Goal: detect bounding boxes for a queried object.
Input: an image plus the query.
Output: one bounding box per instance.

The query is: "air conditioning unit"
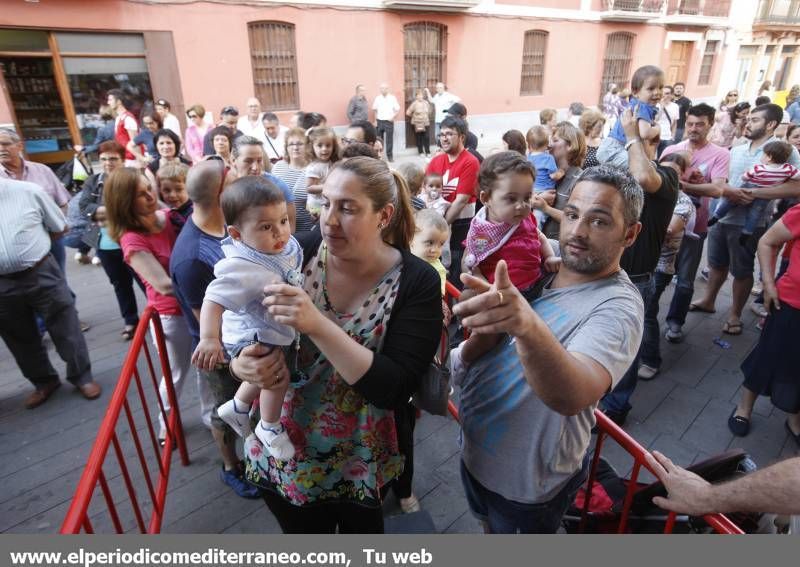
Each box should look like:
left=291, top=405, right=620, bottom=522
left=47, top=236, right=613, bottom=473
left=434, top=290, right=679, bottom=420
left=384, top=0, right=481, bottom=11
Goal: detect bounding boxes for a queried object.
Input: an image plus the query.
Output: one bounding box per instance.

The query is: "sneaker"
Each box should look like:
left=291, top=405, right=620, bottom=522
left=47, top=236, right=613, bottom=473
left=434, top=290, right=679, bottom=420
left=91, top=256, right=102, bottom=266
left=699, top=267, right=709, bottom=282
left=74, top=252, right=91, bottom=265
left=665, top=322, right=684, bottom=343
left=637, top=364, right=659, bottom=381
left=219, top=464, right=260, bottom=499
left=255, top=422, right=296, bottom=461
left=449, top=344, right=468, bottom=387
left=751, top=282, right=763, bottom=296
left=750, top=303, right=768, bottom=318
left=80, top=320, right=90, bottom=332
left=218, top=399, right=253, bottom=438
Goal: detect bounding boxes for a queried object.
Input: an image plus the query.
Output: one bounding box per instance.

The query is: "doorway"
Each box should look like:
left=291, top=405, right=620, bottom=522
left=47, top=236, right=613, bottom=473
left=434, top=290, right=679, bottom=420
left=403, top=22, right=446, bottom=149
left=667, top=41, right=693, bottom=86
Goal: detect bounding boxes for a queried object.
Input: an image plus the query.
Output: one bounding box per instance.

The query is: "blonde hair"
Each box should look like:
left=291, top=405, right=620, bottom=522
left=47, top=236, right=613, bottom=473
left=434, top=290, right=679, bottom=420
left=104, top=168, right=149, bottom=242
left=539, top=108, right=557, bottom=125
left=578, top=109, right=605, bottom=137
left=394, top=161, right=425, bottom=196
left=415, top=208, right=449, bottom=234
left=526, top=125, right=549, bottom=151
left=336, top=156, right=415, bottom=249
left=156, top=162, right=189, bottom=184
left=553, top=121, right=587, bottom=167
left=307, top=126, right=340, bottom=164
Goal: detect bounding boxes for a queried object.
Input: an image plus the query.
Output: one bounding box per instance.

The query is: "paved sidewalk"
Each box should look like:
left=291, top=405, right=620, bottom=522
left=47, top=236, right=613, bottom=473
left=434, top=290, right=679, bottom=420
left=0, top=246, right=796, bottom=534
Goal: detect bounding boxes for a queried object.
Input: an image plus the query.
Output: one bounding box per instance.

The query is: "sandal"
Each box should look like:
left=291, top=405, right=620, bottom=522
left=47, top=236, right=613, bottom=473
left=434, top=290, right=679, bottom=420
left=722, top=321, right=743, bottom=335
left=121, top=326, right=136, bottom=341
left=399, top=494, right=421, bottom=514
left=689, top=303, right=716, bottom=314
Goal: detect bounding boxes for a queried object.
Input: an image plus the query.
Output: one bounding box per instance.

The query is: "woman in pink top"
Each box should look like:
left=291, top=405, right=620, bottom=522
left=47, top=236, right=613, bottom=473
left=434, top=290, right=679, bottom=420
left=104, top=168, right=199, bottom=444
left=184, top=104, right=211, bottom=163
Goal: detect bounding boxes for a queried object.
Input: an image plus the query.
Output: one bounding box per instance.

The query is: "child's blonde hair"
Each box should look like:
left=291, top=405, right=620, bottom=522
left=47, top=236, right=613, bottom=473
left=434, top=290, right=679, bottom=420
left=423, top=172, right=443, bottom=187
left=526, top=125, right=549, bottom=151
left=306, top=126, right=340, bottom=164
left=395, top=161, right=425, bottom=196
left=156, top=162, right=189, bottom=184
left=539, top=108, right=557, bottom=125
left=415, top=208, right=449, bottom=234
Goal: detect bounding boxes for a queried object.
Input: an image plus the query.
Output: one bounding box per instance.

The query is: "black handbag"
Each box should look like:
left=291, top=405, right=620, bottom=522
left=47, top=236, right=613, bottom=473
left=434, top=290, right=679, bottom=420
left=412, top=326, right=451, bottom=416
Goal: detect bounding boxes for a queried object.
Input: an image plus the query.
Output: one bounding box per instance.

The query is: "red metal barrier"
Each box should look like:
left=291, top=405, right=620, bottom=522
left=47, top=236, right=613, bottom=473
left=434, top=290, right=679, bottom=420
left=61, top=307, right=189, bottom=534
left=443, top=283, right=743, bottom=535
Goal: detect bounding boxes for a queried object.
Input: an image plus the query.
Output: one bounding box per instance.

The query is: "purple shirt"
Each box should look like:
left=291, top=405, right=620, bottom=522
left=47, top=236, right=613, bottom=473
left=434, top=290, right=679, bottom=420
left=661, top=140, right=730, bottom=234
left=0, top=158, right=71, bottom=207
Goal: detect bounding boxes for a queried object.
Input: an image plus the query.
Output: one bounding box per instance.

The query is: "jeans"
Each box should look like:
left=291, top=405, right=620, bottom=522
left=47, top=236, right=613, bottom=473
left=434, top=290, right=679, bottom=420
left=640, top=271, right=673, bottom=369
left=666, top=233, right=706, bottom=328
left=62, top=230, right=91, bottom=255
left=96, top=248, right=142, bottom=327
left=415, top=128, right=430, bottom=155
left=601, top=276, right=653, bottom=414
left=460, top=459, right=587, bottom=533
left=712, top=192, right=769, bottom=236
left=376, top=120, right=394, bottom=160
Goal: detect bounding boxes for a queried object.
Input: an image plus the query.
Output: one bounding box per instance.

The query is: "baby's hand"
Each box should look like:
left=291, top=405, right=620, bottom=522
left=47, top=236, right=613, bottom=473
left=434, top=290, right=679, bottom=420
left=551, top=168, right=566, bottom=181
left=543, top=256, right=562, bottom=273
left=192, top=338, right=227, bottom=371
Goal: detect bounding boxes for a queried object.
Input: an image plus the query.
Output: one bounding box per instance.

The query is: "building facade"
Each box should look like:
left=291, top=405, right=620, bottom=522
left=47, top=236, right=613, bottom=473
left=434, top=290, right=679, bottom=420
left=1, top=0, right=735, bottom=162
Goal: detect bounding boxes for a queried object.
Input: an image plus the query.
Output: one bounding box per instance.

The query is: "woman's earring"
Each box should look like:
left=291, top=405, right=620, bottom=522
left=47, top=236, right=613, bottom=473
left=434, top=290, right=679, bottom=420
left=379, top=223, right=385, bottom=230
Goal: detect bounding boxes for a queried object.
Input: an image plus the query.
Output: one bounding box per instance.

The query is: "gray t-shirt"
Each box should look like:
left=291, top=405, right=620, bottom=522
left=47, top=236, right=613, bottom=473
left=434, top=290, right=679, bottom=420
left=459, top=271, right=643, bottom=504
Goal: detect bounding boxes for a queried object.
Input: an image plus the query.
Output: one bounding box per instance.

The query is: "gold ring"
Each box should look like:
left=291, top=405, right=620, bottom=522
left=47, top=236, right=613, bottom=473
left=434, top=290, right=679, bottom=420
left=497, top=290, right=504, bottom=305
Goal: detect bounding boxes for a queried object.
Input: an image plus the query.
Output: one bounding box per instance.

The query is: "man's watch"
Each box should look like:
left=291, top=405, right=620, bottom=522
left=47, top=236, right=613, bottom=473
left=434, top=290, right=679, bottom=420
left=624, top=138, right=640, bottom=151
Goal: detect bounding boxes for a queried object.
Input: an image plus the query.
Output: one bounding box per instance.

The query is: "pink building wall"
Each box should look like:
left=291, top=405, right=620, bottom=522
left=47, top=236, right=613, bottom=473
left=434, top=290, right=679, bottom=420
left=1, top=1, right=727, bottom=130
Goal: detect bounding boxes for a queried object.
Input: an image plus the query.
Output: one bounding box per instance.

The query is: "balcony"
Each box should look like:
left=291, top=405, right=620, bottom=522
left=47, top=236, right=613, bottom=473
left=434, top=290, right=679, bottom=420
left=665, top=0, right=731, bottom=18
left=601, top=0, right=665, bottom=21
left=383, top=0, right=481, bottom=10
left=754, top=0, right=800, bottom=29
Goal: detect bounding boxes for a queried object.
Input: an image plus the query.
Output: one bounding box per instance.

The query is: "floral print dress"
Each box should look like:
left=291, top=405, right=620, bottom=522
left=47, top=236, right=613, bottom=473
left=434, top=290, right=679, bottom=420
left=245, top=243, right=404, bottom=508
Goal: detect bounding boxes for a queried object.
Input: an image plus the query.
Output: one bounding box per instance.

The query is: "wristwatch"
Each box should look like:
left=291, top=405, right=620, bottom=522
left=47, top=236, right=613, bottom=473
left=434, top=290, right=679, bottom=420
left=624, top=138, right=640, bottom=151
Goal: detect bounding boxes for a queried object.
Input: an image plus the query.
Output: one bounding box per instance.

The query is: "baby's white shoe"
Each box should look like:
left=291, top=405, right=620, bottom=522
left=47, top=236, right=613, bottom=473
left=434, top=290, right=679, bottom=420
left=218, top=398, right=253, bottom=438
left=256, top=421, right=296, bottom=461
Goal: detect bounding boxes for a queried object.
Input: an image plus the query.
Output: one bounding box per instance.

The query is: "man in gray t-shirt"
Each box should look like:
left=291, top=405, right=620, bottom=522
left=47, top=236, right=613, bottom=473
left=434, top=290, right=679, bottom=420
left=453, top=165, right=645, bottom=533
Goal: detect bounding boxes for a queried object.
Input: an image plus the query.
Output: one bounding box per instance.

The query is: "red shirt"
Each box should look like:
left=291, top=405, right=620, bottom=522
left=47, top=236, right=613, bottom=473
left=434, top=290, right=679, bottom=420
left=480, top=214, right=542, bottom=291
left=426, top=149, right=479, bottom=204
left=120, top=211, right=182, bottom=315
left=115, top=110, right=138, bottom=160
left=778, top=204, right=800, bottom=310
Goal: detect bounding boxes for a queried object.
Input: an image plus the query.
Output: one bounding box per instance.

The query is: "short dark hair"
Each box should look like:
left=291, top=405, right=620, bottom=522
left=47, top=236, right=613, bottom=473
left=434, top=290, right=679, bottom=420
left=630, top=65, right=664, bottom=92
left=209, top=126, right=233, bottom=147
left=752, top=103, right=784, bottom=129
left=478, top=151, right=535, bottom=197
left=153, top=128, right=181, bottom=156
left=144, top=111, right=163, bottom=130
left=221, top=176, right=286, bottom=227
left=755, top=95, right=771, bottom=106
left=440, top=116, right=468, bottom=137
left=349, top=120, right=377, bottom=145
left=687, top=103, right=716, bottom=123
left=107, top=88, right=130, bottom=109
left=261, top=112, right=279, bottom=123
left=674, top=81, right=686, bottom=88
left=341, top=142, right=379, bottom=159
left=575, top=165, right=643, bottom=227
left=300, top=112, right=326, bottom=130
left=659, top=152, right=689, bottom=174
left=502, top=129, right=527, bottom=156
left=763, top=140, right=793, bottom=164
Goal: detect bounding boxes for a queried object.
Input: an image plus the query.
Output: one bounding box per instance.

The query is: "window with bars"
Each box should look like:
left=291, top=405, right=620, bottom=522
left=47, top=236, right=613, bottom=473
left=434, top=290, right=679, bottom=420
left=600, top=32, right=635, bottom=100
left=247, top=21, right=299, bottom=111
left=698, top=40, right=719, bottom=85
left=520, top=30, right=547, bottom=96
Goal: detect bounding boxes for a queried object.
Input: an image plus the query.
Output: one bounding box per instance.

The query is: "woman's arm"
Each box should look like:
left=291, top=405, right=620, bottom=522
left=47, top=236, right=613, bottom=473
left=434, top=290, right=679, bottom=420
left=128, top=250, right=174, bottom=296
left=757, top=218, right=793, bottom=312
left=263, top=259, right=443, bottom=408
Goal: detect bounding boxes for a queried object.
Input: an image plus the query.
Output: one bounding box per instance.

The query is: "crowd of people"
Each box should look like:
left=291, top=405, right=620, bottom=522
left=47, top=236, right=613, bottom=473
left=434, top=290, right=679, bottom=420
left=1, top=69, right=800, bottom=534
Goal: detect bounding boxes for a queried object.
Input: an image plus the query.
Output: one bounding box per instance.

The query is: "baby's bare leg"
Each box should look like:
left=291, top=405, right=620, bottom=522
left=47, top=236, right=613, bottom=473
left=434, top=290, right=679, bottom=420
left=259, top=381, right=289, bottom=424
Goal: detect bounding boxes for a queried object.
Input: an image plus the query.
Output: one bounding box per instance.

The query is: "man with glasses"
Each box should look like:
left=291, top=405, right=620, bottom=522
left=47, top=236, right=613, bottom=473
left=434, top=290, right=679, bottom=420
left=340, top=120, right=378, bottom=152
left=425, top=116, right=480, bottom=286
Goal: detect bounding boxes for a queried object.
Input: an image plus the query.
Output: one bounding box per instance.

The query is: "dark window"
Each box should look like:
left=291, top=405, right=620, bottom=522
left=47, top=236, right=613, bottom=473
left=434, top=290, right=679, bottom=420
left=520, top=30, right=548, bottom=96
left=247, top=21, right=299, bottom=110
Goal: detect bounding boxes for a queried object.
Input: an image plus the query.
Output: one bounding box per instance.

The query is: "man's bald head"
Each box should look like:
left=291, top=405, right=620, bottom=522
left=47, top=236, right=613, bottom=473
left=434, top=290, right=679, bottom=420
left=186, top=159, right=226, bottom=208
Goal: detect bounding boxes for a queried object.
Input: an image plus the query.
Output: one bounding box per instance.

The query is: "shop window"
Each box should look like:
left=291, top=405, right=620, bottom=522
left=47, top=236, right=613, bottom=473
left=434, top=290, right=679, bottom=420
left=0, top=29, right=49, bottom=52
left=601, top=32, right=635, bottom=98
left=520, top=30, right=547, bottom=96
left=247, top=22, right=299, bottom=111
left=55, top=32, right=146, bottom=54
left=698, top=40, right=719, bottom=85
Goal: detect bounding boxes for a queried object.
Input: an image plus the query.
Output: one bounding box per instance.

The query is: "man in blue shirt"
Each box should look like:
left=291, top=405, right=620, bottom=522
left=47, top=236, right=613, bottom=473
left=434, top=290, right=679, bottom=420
left=170, top=159, right=260, bottom=499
